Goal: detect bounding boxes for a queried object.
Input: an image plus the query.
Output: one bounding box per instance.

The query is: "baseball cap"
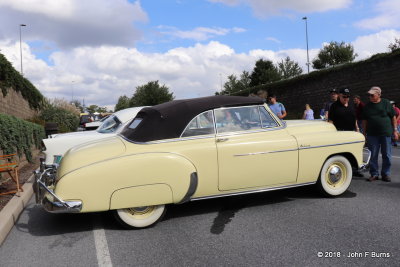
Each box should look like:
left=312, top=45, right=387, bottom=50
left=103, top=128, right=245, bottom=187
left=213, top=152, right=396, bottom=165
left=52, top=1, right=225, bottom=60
left=329, top=88, right=338, bottom=93
left=367, top=87, right=381, bottom=95
left=339, top=88, right=350, bottom=96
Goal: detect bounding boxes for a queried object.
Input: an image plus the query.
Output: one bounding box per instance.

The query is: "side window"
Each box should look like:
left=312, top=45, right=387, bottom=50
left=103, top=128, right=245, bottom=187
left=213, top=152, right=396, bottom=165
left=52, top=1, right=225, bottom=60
left=181, top=110, right=215, bottom=137
left=215, top=106, right=261, bottom=133
left=259, top=106, right=279, bottom=128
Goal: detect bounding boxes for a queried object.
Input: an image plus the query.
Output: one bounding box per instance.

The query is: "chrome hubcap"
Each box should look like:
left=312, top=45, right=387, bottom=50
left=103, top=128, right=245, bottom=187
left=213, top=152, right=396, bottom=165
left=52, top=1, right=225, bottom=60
left=328, top=165, right=342, bottom=184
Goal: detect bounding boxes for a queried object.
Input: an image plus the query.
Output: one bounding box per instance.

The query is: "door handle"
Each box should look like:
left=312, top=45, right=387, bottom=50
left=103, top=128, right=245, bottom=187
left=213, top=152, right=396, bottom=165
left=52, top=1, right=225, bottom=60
left=216, top=138, right=229, bottom=143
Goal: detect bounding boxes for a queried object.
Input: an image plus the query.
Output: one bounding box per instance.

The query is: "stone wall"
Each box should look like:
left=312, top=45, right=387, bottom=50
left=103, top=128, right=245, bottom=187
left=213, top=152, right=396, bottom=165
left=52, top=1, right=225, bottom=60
left=0, top=88, right=38, bottom=119
left=250, top=52, right=400, bottom=119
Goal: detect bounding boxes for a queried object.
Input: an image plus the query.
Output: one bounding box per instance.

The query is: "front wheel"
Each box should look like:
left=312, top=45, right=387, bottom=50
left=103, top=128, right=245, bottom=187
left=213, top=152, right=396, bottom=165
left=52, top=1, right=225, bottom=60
left=317, top=155, right=352, bottom=196
left=114, top=205, right=166, bottom=229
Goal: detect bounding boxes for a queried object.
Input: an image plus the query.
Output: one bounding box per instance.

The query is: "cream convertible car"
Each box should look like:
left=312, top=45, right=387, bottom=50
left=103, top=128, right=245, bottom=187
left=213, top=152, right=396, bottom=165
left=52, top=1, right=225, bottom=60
left=35, top=96, right=368, bottom=228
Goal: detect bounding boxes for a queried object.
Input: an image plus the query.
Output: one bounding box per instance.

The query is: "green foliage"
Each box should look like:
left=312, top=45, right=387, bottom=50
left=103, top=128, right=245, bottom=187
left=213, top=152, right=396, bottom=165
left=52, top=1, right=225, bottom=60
left=219, top=71, right=251, bottom=95
left=71, top=100, right=84, bottom=113
left=115, top=95, right=131, bottom=111
left=0, top=53, right=44, bottom=110
left=312, top=41, right=357, bottom=69
left=0, top=113, right=45, bottom=162
left=249, top=59, right=281, bottom=87
left=39, top=105, right=79, bottom=133
left=86, top=104, right=110, bottom=114
left=388, top=38, right=400, bottom=52
left=277, top=56, right=303, bottom=79
left=130, top=80, right=174, bottom=106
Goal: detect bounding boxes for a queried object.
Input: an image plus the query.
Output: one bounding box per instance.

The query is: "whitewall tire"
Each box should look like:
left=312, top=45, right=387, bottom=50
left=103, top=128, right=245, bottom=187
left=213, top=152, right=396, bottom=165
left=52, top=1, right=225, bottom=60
left=114, top=205, right=166, bottom=229
left=318, top=155, right=352, bottom=196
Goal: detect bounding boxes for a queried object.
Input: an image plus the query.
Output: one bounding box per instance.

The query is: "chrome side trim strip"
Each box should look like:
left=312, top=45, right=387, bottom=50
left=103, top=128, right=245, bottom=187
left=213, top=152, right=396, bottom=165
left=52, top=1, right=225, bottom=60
left=191, top=181, right=316, bottom=201
left=299, top=141, right=364, bottom=150
left=234, top=148, right=298, bottom=157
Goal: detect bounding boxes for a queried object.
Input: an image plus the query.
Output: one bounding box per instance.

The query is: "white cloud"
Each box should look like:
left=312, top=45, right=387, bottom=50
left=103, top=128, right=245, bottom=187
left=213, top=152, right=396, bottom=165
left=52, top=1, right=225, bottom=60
left=355, top=0, right=400, bottom=30
left=158, top=26, right=246, bottom=41
left=1, top=40, right=312, bottom=108
left=266, top=37, right=281, bottom=44
left=209, top=0, right=351, bottom=17
left=2, top=29, right=396, bottom=110
left=0, top=0, right=148, bottom=48
left=352, top=29, right=400, bottom=59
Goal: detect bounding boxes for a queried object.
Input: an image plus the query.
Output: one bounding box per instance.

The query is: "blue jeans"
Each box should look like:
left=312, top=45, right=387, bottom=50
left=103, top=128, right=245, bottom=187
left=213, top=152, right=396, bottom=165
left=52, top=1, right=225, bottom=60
left=367, top=136, right=392, bottom=177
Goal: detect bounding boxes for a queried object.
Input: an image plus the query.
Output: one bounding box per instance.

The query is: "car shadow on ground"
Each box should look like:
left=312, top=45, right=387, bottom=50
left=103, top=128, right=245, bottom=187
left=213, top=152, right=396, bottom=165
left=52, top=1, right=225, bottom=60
left=17, top=185, right=356, bottom=236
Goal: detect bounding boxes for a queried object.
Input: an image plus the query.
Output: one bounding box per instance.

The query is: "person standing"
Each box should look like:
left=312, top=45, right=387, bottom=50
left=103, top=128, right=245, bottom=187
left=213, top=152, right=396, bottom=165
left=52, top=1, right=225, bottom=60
left=353, top=95, right=365, bottom=133
left=329, top=88, right=363, bottom=177
left=362, top=87, right=398, bottom=182
left=390, top=101, right=400, bottom=146
left=324, top=88, right=338, bottom=120
left=268, top=94, right=287, bottom=119
left=302, top=104, right=314, bottom=120
left=328, top=88, right=358, bottom=131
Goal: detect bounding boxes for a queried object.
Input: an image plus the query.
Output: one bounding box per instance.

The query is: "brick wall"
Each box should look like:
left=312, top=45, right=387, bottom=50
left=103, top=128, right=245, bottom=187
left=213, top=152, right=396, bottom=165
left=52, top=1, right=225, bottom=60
left=0, top=87, right=38, bottom=119
left=250, top=52, right=400, bottom=119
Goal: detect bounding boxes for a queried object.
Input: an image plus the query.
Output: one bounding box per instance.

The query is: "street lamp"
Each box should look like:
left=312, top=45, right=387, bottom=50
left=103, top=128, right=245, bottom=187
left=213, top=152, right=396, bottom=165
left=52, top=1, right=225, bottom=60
left=302, top=17, right=310, bottom=73
left=71, top=81, right=75, bottom=102
left=19, top=24, right=27, bottom=76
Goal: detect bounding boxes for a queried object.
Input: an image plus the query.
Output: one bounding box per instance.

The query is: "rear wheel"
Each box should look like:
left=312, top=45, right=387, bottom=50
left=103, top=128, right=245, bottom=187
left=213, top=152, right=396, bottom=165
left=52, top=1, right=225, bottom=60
left=317, top=156, right=352, bottom=196
left=114, top=205, right=166, bottom=229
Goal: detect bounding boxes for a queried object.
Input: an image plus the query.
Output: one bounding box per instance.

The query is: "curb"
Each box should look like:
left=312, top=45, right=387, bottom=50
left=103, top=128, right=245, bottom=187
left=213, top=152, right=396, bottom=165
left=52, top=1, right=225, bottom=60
left=0, top=173, right=34, bottom=246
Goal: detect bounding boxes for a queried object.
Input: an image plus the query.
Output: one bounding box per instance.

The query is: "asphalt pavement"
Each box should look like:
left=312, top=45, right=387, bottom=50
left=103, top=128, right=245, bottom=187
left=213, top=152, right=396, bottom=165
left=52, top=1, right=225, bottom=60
left=1, top=148, right=400, bottom=266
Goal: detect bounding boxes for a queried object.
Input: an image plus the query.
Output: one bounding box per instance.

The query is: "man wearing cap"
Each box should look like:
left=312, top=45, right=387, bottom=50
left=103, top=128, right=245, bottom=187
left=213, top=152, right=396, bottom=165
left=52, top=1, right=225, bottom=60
left=324, top=88, right=338, bottom=120
left=328, top=88, right=358, bottom=131
left=362, top=86, right=398, bottom=182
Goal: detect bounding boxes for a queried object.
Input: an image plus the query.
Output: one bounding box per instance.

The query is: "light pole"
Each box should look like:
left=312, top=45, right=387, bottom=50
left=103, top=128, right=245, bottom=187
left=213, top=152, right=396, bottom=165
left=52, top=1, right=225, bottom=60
left=19, top=24, right=26, bottom=76
left=302, top=17, right=310, bottom=73
left=71, top=81, right=75, bottom=102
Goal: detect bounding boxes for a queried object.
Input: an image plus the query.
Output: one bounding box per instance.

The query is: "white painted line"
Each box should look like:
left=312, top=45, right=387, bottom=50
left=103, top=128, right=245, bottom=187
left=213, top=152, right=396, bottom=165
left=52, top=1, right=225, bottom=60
left=93, top=221, right=113, bottom=267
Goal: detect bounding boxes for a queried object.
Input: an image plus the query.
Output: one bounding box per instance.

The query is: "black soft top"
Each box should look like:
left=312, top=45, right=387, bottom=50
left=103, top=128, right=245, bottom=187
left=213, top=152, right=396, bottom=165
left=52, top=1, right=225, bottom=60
left=120, top=95, right=264, bottom=142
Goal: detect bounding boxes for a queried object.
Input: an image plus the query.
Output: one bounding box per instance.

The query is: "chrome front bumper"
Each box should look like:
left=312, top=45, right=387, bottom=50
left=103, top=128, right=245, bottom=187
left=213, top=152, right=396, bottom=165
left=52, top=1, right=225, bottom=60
left=360, top=148, right=371, bottom=170
left=34, top=159, right=82, bottom=213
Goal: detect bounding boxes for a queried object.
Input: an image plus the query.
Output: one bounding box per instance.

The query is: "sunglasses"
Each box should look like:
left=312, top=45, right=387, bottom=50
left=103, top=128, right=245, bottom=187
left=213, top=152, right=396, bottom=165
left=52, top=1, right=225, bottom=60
left=367, top=94, right=375, bottom=97
left=341, top=95, right=350, bottom=98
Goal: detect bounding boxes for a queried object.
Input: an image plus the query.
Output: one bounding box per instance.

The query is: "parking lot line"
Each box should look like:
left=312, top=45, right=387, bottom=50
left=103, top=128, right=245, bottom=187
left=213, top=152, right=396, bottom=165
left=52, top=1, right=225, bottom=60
left=93, top=220, right=113, bottom=267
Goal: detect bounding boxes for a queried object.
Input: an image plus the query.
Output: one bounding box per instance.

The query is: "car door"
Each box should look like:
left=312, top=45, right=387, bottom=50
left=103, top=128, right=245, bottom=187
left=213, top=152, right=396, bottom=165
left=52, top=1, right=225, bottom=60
left=215, top=105, right=298, bottom=191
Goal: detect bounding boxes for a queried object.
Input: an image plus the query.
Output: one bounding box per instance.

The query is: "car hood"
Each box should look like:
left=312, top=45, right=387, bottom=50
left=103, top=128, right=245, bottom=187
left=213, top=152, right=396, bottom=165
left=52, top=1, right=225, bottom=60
left=57, top=136, right=126, bottom=179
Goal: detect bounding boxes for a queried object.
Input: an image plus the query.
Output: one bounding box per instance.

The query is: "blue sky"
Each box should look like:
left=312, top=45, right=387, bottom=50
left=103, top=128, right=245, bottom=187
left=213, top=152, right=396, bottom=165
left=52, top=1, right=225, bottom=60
left=0, top=0, right=399, bottom=109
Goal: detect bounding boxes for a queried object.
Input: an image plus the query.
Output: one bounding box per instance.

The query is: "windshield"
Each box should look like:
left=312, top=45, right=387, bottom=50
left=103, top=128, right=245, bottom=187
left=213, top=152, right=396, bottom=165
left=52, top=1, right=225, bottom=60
left=97, top=115, right=122, bottom=133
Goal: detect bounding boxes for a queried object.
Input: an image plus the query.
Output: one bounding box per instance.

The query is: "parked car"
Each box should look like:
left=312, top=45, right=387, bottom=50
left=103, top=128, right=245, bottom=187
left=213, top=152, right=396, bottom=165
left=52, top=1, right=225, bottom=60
left=84, top=115, right=110, bottom=131
left=42, top=107, right=145, bottom=164
left=35, top=96, right=369, bottom=229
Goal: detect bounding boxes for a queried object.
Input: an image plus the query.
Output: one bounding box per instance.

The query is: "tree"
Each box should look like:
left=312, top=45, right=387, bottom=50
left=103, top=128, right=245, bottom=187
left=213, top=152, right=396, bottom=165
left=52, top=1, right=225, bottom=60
left=249, top=59, right=281, bottom=87
left=115, top=95, right=131, bottom=111
left=388, top=38, right=400, bottom=52
left=130, top=80, right=174, bottom=106
left=70, top=100, right=84, bottom=113
left=312, top=41, right=357, bottom=69
left=85, top=105, right=109, bottom=114
left=219, top=71, right=251, bottom=95
left=277, top=56, right=303, bottom=79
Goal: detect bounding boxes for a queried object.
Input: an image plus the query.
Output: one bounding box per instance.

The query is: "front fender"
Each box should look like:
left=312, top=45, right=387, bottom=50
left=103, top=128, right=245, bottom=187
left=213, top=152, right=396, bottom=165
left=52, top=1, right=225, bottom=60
left=55, top=152, right=197, bottom=212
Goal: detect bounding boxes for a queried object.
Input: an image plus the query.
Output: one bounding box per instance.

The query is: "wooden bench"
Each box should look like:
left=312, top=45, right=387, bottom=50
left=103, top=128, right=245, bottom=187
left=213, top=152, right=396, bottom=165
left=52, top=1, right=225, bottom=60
left=0, top=154, right=23, bottom=196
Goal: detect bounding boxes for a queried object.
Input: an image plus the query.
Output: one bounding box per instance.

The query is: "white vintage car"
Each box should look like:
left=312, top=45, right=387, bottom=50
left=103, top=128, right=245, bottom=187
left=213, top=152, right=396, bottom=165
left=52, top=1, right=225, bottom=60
left=42, top=107, right=144, bottom=164
left=35, top=96, right=369, bottom=229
